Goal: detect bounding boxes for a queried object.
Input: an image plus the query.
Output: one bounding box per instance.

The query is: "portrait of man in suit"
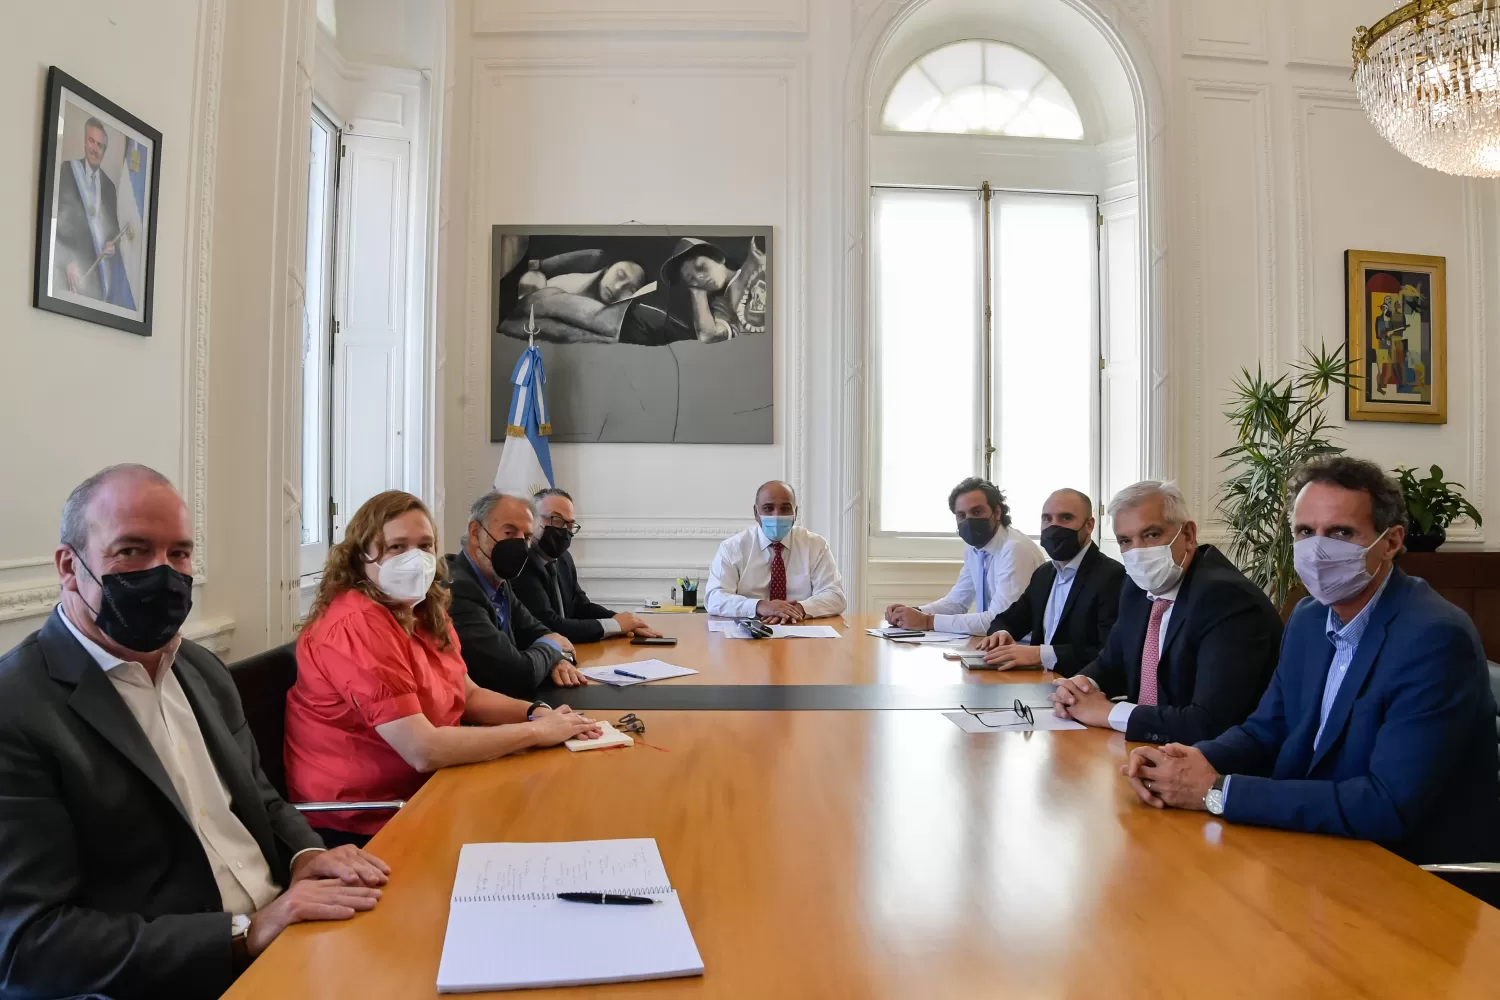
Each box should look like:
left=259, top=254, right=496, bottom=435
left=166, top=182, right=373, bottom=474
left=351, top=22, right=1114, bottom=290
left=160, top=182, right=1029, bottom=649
left=35, top=69, right=160, bottom=334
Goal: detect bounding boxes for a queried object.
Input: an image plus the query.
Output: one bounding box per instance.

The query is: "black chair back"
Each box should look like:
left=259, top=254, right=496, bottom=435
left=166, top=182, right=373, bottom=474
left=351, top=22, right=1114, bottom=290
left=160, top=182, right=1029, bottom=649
left=227, top=642, right=298, bottom=799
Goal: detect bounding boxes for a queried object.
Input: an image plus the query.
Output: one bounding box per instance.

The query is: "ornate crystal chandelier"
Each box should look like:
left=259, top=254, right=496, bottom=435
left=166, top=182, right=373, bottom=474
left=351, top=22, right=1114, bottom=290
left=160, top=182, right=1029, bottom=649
left=1353, top=0, right=1500, bottom=177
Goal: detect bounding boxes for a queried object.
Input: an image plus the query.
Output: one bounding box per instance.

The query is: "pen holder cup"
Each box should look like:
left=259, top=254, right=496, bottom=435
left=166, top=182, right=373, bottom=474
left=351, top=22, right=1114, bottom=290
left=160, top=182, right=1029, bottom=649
left=682, top=586, right=698, bottom=608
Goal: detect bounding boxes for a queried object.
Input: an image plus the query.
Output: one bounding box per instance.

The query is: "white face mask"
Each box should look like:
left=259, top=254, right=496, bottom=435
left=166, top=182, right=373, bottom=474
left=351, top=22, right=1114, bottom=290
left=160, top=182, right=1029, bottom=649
left=1121, top=526, right=1186, bottom=595
left=376, top=549, right=437, bottom=604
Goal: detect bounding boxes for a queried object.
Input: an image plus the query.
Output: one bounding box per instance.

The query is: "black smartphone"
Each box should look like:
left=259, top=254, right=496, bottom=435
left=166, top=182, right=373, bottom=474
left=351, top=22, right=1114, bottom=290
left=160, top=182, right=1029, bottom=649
left=630, top=637, right=678, bottom=646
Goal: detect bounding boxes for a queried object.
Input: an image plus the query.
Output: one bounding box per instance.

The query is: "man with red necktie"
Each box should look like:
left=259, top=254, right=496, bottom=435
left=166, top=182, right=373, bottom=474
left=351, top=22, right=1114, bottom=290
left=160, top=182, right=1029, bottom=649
left=1047, top=481, right=1282, bottom=745
left=704, top=481, right=847, bottom=624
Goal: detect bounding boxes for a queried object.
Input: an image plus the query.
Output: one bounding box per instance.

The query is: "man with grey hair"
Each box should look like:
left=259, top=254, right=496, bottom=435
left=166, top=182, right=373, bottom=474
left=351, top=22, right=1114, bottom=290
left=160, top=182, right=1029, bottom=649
left=1121, top=456, right=1498, bottom=866
left=444, top=491, right=583, bottom=699
left=0, top=464, right=389, bottom=999
left=1048, top=479, right=1282, bottom=745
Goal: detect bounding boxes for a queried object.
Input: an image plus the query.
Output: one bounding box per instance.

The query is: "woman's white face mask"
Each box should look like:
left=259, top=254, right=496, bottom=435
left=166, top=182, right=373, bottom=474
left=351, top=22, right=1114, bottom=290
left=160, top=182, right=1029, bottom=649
left=375, top=548, right=437, bottom=604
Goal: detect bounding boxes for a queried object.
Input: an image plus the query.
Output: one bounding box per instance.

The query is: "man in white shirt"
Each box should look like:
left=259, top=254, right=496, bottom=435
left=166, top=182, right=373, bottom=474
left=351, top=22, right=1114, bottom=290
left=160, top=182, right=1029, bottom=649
left=705, top=480, right=847, bottom=622
left=885, top=477, right=1047, bottom=636
left=0, top=464, right=390, bottom=999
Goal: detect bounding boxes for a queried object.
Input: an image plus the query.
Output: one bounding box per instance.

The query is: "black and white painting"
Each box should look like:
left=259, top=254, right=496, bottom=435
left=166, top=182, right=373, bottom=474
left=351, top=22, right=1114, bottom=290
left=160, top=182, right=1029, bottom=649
left=34, top=67, right=162, bottom=336
left=490, top=226, right=773, bottom=444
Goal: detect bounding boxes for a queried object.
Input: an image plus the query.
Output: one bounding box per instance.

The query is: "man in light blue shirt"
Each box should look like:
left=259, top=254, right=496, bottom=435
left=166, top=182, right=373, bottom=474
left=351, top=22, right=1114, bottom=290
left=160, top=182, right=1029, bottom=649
left=885, top=477, right=1046, bottom=636
left=1119, top=456, right=1498, bottom=865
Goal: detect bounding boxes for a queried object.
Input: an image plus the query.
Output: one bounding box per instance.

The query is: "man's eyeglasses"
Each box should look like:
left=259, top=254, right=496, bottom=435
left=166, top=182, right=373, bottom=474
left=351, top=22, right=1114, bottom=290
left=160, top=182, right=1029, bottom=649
left=960, top=700, right=1035, bottom=728
left=543, top=515, right=583, bottom=537
left=616, top=713, right=646, bottom=735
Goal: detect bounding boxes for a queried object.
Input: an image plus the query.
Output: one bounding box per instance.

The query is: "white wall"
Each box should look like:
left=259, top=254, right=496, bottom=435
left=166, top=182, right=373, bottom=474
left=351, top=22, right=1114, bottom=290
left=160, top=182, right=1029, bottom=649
left=439, top=0, right=1499, bottom=619
left=0, top=0, right=229, bottom=651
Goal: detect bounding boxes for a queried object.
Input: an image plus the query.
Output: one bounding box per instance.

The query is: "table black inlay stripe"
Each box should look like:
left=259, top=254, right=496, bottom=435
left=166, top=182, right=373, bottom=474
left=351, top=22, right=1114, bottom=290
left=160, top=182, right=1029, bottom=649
left=544, top=684, right=1058, bottom=712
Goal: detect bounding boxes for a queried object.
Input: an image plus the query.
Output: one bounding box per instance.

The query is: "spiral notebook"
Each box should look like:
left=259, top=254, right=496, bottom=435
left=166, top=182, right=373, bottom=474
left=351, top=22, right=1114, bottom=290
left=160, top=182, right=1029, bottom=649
left=436, top=839, right=704, bottom=993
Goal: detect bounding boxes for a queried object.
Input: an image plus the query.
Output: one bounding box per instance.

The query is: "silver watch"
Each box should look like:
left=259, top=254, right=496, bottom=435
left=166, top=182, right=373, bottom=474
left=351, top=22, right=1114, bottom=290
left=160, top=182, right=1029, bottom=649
left=231, top=912, right=252, bottom=940
left=1203, top=776, right=1226, bottom=816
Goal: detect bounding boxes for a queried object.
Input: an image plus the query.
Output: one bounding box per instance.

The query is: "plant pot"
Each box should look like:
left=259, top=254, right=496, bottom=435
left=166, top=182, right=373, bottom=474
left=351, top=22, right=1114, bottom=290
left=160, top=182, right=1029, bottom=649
left=1404, top=525, right=1446, bottom=553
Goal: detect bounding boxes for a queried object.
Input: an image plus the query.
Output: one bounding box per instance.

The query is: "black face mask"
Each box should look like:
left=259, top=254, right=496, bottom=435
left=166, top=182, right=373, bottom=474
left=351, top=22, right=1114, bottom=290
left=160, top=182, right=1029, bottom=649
left=486, top=534, right=530, bottom=581
left=1040, top=524, right=1086, bottom=562
left=536, top=525, right=573, bottom=559
left=73, top=553, right=194, bottom=653
left=956, top=516, right=997, bottom=550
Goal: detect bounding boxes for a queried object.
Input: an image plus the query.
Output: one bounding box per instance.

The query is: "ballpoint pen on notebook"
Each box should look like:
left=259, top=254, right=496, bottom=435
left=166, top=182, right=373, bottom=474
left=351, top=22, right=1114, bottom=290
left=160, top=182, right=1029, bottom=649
left=557, top=892, right=658, bottom=905
left=614, top=669, right=647, bottom=680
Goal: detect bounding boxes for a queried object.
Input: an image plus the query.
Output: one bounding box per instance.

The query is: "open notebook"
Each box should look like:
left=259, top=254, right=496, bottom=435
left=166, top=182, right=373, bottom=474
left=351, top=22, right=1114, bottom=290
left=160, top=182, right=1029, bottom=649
left=436, top=839, right=704, bottom=993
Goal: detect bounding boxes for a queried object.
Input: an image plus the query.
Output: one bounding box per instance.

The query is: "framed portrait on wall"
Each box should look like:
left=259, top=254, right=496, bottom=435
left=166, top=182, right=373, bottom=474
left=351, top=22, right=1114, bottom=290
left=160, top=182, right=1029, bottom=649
left=33, top=66, right=162, bottom=337
left=1344, top=249, right=1446, bottom=425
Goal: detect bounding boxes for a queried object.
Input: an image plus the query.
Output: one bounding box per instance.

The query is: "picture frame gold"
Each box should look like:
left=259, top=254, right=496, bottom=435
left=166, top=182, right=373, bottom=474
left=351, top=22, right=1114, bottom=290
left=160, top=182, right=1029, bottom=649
left=1345, top=249, right=1446, bottom=424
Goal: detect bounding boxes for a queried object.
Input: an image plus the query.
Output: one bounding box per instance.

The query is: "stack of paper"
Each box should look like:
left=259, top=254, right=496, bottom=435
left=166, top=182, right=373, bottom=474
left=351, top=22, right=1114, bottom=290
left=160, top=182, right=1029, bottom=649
left=579, top=659, right=699, bottom=686
left=881, top=630, right=972, bottom=644
left=943, top=708, right=1086, bottom=733
left=710, top=621, right=842, bottom=639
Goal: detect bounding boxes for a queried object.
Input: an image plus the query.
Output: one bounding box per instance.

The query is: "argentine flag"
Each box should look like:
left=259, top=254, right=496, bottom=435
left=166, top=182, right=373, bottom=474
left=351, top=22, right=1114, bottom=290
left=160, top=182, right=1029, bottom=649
left=113, top=138, right=148, bottom=312
left=493, top=341, right=554, bottom=496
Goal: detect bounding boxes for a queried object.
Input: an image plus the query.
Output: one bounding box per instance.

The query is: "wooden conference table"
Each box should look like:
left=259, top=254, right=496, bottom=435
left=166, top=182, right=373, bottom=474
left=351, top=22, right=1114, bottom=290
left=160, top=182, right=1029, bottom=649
left=224, top=615, right=1500, bottom=1000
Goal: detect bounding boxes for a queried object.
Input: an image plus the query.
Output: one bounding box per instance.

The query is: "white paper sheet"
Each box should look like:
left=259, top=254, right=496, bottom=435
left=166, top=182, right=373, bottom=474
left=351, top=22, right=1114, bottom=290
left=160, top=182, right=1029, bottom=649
left=887, top=631, right=973, bottom=644
left=579, top=659, right=699, bottom=687
left=719, top=624, right=842, bottom=639
left=942, top=708, right=1086, bottom=733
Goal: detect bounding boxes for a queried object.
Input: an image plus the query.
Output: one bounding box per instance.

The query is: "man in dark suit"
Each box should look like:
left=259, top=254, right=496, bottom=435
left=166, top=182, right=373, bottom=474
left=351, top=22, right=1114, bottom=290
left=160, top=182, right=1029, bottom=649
left=513, top=488, right=662, bottom=644
left=1122, top=457, right=1500, bottom=866
left=975, top=488, right=1125, bottom=674
left=1049, top=480, right=1282, bottom=745
left=52, top=116, right=131, bottom=305
left=446, top=491, right=586, bottom=700
left=0, top=464, right=388, bottom=1000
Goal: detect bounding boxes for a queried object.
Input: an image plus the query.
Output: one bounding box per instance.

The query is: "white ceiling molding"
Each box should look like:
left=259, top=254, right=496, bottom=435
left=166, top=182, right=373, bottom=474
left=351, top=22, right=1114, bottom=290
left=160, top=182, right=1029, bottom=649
left=470, top=0, right=809, bottom=35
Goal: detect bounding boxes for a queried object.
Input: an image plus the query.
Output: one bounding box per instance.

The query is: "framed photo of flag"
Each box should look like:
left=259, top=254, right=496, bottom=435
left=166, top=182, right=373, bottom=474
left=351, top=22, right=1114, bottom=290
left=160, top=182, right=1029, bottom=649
left=33, top=66, right=162, bottom=336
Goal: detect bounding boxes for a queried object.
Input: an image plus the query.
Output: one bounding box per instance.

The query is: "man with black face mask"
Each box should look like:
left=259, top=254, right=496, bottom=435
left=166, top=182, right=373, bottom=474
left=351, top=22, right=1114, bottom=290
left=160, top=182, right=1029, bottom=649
left=975, top=488, right=1126, bottom=674
left=444, top=491, right=582, bottom=699
left=512, top=488, right=662, bottom=644
left=0, top=464, right=389, bottom=1000
left=885, top=477, right=1047, bottom=636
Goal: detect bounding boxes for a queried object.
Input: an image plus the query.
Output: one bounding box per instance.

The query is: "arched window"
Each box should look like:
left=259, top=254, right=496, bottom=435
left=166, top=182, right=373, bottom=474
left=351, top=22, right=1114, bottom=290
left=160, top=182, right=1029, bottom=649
left=882, top=40, right=1084, bottom=140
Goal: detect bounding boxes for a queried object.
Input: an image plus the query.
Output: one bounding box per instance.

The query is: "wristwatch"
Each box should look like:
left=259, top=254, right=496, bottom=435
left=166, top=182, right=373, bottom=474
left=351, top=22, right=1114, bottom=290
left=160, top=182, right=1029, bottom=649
left=1204, top=775, right=1227, bottom=816
left=230, top=913, right=252, bottom=971
left=526, top=700, right=551, bottom=721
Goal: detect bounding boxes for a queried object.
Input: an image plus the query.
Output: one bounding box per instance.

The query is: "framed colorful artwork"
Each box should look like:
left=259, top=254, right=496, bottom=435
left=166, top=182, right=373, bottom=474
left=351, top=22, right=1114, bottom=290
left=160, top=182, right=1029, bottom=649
left=1344, top=250, right=1446, bottom=424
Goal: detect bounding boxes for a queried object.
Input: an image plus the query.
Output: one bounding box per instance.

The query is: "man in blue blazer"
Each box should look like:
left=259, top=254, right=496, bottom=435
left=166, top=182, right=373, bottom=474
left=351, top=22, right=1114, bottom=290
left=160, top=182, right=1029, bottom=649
left=1122, top=456, right=1499, bottom=866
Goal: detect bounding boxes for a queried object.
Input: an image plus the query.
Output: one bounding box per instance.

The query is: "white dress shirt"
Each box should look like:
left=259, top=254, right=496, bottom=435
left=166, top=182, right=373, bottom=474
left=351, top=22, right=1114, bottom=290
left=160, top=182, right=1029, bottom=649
left=58, top=608, right=295, bottom=915
left=1036, top=543, right=1092, bottom=670
left=1107, top=578, right=1182, bottom=732
left=919, top=525, right=1048, bottom=636
left=705, top=522, right=847, bottom=619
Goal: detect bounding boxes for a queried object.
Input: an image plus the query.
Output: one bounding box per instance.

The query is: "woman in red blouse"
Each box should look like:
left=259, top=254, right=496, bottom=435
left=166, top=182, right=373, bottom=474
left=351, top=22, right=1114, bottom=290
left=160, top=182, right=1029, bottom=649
left=286, top=490, right=600, bottom=847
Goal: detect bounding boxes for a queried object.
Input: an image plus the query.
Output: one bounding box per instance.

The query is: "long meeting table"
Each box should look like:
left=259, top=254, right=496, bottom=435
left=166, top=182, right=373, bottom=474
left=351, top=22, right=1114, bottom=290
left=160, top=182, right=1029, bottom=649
left=223, top=614, right=1500, bottom=999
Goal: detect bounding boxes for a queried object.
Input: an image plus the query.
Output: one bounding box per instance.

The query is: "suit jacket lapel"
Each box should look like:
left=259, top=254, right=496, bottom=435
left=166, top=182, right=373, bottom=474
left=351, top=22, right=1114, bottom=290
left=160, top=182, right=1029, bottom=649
left=41, top=613, right=193, bottom=828
left=174, top=648, right=283, bottom=870
left=1306, top=573, right=1403, bottom=774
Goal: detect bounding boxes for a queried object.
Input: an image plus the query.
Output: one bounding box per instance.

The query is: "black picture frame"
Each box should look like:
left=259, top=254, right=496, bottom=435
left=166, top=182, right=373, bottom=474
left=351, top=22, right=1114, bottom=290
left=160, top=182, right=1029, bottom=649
left=33, top=66, right=163, bottom=337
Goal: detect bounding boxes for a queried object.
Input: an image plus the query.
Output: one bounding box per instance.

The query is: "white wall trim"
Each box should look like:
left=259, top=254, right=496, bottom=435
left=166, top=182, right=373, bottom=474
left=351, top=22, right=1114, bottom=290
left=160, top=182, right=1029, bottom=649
left=1291, top=86, right=1362, bottom=355
left=1184, top=79, right=1275, bottom=520
left=183, top=0, right=229, bottom=585
left=469, top=0, right=810, bottom=35
left=581, top=516, right=747, bottom=540
left=1179, top=0, right=1268, bottom=64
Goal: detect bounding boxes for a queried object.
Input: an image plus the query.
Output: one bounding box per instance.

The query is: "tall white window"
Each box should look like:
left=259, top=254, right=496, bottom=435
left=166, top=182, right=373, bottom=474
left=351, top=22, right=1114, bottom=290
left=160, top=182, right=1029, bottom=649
left=873, top=187, right=1098, bottom=536
left=301, top=106, right=339, bottom=575
left=883, top=40, right=1084, bottom=140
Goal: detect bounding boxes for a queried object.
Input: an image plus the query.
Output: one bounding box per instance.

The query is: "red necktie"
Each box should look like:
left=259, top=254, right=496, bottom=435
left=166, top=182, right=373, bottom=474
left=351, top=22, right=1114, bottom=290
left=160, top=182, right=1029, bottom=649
left=769, top=542, right=787, bottom=602
left=1138, top=598, right=1173, bottom=706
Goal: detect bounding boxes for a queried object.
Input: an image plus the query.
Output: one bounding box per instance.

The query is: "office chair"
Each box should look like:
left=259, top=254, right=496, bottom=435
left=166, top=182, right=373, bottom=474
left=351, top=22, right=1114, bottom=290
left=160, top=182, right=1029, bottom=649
left=228, top=642, right=405, bottom=817
left=1418, top=662, right=1500, bottom=908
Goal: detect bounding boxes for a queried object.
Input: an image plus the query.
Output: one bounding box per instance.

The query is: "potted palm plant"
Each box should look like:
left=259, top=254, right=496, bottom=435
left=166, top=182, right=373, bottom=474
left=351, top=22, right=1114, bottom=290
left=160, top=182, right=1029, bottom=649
left=1393, top=465, right=1482, bottom=552
left=1216, top=345, right=1355, bottom=615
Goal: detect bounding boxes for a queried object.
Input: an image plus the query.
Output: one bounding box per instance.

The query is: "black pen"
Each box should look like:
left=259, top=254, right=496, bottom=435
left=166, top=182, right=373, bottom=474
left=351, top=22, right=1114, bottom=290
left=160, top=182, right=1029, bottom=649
left=557, top=892, right=657, bottom=905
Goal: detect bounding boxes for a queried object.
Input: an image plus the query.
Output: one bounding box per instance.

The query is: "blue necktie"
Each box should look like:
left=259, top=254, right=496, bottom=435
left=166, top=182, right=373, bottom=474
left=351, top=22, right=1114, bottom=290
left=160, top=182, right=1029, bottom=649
left=976, top=551, right=990, bottom=612
left=492, top=589, right=510, bottom=633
